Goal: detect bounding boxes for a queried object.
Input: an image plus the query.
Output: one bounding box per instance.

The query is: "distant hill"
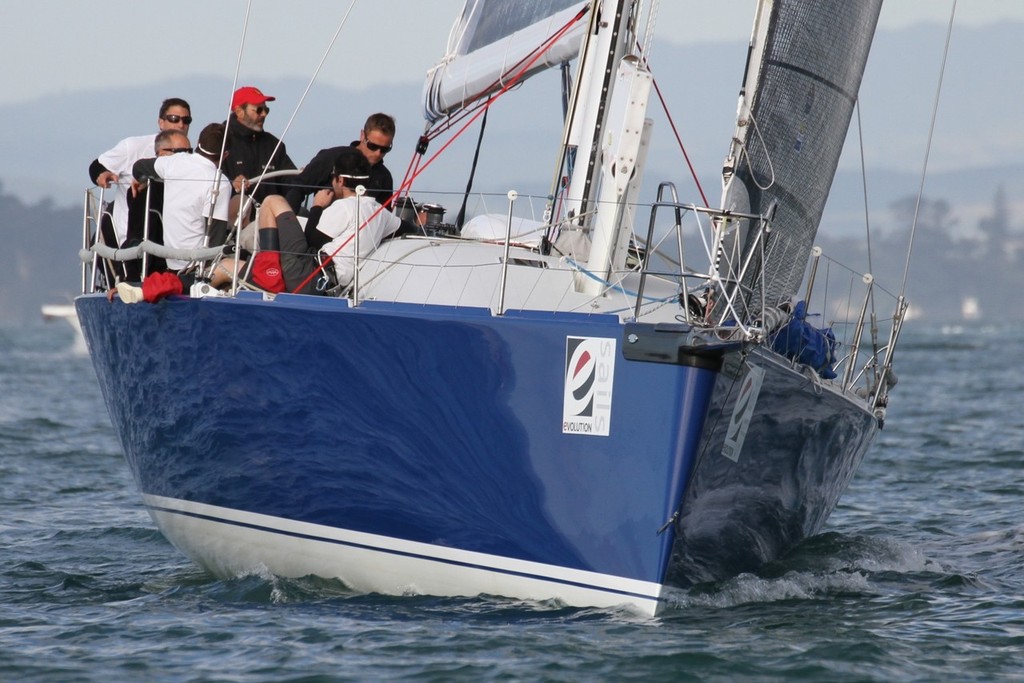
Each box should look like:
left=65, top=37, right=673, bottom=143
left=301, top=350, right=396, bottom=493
left=1, top=22, right=1021, bottom=323
left=0, top=182, right=82, bottom=321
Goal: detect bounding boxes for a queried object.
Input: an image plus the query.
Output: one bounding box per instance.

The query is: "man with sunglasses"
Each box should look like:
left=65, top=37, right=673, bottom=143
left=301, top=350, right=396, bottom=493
left=132, top=123, right=232, bottom=275
left=87, top=98, right=192, bottom=268
left=284, top=112, right=396, bottom=213
left=224, top=86, right=296, bottom=217
left=120, top=130, right=193, bottom=279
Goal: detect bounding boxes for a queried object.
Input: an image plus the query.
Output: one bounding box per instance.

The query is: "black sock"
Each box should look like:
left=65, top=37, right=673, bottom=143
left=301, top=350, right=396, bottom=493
left=257, top=228, right=280, bottom=252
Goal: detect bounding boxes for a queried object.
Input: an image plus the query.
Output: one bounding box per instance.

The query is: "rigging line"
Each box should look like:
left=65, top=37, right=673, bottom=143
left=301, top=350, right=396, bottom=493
left=620, top=30, right=711, bottom=210
left=455, top=108, right=488, bottom=230
left=291, top=10, right=588, bottom=295
left=854, top=101, right=874, bottom=277
left=243, top=0, right=360, bottom=207
left=854, top=99, right=881, bottom=359
left=563, top=257, right=676, bottom=303
left=901, top=0, right=957, bottom=299
left=213, top=0, right=252, bottom=263
left=742, top=112, right=776, bottom=191
left=641, top=48, right=709, bottom=207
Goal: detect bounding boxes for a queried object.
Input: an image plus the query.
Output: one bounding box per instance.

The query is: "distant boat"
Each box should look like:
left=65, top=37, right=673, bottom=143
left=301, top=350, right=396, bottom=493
left=75, top=0, right=919, bottom=614
left=961, top=296, right=981, bottom=320
left=41, top=303, right=86, bottom=353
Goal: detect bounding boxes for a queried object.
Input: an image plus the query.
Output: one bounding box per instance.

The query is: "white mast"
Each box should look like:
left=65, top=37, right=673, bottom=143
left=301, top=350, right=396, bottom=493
left=556, top=0, right=654, bottom=296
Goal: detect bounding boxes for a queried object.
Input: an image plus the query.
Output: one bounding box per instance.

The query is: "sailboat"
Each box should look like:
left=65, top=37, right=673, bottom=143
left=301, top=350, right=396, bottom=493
left=74, top=0, right=907, bottom=614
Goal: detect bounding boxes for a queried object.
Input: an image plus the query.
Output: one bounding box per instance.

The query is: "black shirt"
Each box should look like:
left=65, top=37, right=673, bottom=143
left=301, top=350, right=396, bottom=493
left=284, top=143, right=394, bottom=212
left=223, top=118, right=297, bottom=203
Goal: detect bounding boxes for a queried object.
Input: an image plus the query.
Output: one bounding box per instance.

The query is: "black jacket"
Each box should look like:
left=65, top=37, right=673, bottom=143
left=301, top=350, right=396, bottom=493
left=223, top=118, right=297, bottom=203
left=284, top=143, right=394, bottom=212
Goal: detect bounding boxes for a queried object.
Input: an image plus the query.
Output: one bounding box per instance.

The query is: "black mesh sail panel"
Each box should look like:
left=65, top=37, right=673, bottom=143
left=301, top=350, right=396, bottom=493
left=726, top=1, right=883, bottom=314
left=463, top=0, right=584, bottom=53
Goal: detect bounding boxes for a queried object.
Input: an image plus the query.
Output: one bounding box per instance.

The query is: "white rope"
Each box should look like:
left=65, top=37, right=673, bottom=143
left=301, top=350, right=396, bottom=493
left=211, top=0, right=254, bottom=249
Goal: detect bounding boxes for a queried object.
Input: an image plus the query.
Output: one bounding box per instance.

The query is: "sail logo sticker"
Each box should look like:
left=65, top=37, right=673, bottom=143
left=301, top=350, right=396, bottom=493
left=563, top=337, right=616, bottom=436
left=722, top=364, right=765, bottom=462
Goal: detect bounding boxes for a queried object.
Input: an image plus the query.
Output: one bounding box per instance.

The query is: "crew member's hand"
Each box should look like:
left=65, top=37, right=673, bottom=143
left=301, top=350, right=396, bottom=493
left=232, top=175, right=249, bottom=194
left=313, top=188, right=334, bottom=208
left=97, top=171, right=117, bottom=189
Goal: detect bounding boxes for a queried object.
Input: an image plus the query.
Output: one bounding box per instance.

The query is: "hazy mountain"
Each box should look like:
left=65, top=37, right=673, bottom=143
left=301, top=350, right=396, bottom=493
left=0, top=183, right=82, bottom=321
left=2, top=23, right=1021, bottom=323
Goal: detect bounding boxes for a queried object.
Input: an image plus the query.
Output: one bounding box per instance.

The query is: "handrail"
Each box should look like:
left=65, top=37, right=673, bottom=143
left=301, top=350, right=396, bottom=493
left=81, top=189, right=93, bottom=293
left=79, top=169, right=308, bottom=293
left=635, top=182, right=682, bottom=321
left=633, top=197, right=769, bottom=334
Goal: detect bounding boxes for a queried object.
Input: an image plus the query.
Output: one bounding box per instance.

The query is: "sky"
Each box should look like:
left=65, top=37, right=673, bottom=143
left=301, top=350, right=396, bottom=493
left=2, top=0, right=1018, bottom=108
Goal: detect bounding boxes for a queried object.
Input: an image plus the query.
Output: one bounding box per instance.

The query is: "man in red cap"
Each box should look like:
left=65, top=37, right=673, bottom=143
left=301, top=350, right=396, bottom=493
left=224, top=86, right=296, bottom=223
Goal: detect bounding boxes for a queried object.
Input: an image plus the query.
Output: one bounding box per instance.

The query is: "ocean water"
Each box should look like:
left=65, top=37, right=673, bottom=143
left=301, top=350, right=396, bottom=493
left=2, top=319, right=1023, bottom=682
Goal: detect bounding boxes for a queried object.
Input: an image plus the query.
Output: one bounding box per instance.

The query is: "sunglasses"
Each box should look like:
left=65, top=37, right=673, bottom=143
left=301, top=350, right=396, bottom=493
left=162, top=114, right=193, bottom=125
left=164, top=147, right=192, bottom=154
left=364, top=140, right=392, bottom=154
left=250, top=105, right=270, bottom=115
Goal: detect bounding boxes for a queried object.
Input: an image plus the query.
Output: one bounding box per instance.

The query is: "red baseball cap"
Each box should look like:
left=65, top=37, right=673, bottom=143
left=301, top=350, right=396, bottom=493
left=231, top=86, right=276, bottom=111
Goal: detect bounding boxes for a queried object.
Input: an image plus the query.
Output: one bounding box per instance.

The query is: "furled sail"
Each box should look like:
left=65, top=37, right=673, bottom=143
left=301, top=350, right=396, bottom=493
left=422, top=0, right=590, bottom=123
left=721, top=1, right=883, bottom=315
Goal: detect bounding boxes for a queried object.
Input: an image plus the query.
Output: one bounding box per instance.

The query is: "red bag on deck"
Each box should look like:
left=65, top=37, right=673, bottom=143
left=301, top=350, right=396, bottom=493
left=141, top=272, right=184, bottom=303
left=250, top=251, right=286, bottom=293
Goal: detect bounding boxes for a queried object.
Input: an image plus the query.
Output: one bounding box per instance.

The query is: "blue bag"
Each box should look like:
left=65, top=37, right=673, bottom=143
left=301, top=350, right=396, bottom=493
left=770, top=301, right=839, bottom=379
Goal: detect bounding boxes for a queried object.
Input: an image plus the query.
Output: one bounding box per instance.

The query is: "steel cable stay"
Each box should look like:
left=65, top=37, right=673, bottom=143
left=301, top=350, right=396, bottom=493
left=208, top=0, right=252, bottom=278
left=873, top=0, right=958, bottom=411
left=222, top=0, right=360, bottom=291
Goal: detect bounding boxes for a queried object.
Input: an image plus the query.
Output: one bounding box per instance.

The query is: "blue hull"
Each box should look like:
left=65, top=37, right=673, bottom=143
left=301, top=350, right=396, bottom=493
left=76, top=291, right=877, bottom=609
left=77, top=292, right=722, bottom=610
left=670, top=351, right=878, bottom=585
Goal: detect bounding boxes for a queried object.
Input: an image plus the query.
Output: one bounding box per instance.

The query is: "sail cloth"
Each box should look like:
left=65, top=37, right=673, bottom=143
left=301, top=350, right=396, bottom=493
left=722, top=1, right=883, bottom=315
left=422, top=0, right=590, bottom=123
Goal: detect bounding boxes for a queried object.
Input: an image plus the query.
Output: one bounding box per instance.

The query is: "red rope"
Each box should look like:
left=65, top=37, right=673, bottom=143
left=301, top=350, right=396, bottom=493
left=635, top=41, right=710, bottom=209
left=650, top=74, right=709, bottom=208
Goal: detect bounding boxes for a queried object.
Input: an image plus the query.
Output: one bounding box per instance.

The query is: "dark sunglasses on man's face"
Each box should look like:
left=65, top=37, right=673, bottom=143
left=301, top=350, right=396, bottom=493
left=164, top=147, right=192, bottom=154
left=162, top=114, right=193, bottom=125
left=364, top=140, right=392, bottom=154
left=251, top=105, right=270, bottom=115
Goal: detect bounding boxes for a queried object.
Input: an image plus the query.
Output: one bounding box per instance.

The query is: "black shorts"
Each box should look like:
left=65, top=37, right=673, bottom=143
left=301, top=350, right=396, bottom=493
left=276, top=211, right=329, bottom=295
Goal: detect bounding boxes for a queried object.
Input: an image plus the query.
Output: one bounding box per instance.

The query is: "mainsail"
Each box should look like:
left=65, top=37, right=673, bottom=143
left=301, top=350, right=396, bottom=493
left=721, top=1, right=883, bottom=314
left=422, top=0, right=589, bottom=122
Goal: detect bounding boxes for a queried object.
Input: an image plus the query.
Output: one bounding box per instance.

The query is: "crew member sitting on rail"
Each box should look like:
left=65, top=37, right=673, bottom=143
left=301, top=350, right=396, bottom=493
left=121, top=129, right=193, bottom=279
left=213, top=150, right=414, bottom=294
left=132, top=123, right=232, bottom=276
left=88, top=97, right=192, bottom=282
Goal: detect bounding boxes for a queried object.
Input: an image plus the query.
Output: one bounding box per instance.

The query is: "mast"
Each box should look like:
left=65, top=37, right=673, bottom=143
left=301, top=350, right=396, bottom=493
left=555, top=0, right=653, bottom=296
